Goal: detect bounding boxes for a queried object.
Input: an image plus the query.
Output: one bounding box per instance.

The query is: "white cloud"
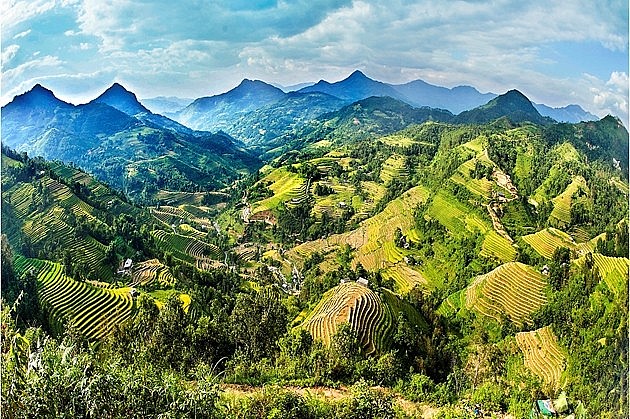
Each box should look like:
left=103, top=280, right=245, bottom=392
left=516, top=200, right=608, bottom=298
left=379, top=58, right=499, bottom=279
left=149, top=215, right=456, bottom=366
left=1, top=44, right=20, bottom=67
left=13, top=29, right=31, bottom=39
left=1, top=0, right=57, bottom=35
left=2, top=55, right=63, bottom=86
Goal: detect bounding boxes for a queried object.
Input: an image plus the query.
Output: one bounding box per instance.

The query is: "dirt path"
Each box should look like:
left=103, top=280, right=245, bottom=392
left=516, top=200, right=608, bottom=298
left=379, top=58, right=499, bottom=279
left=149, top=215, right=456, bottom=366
left=486, top=202, right=514, bottom=244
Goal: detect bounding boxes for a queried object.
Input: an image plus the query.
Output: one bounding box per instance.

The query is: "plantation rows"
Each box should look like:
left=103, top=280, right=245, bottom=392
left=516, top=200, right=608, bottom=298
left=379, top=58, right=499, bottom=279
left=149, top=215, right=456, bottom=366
left=300, top=282, right=387, bottom=353
left=465, top=262, right=547, bottom=325
left=130, top=259, right=176, bottom=287
left=14, top=255, right=134, bottom=340
left=516, top=326, right=565, bottom=389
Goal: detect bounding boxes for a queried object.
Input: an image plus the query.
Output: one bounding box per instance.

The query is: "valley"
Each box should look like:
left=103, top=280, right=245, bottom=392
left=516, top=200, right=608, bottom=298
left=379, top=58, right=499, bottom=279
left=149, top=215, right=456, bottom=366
left=1, top=77, right=628, bottom=418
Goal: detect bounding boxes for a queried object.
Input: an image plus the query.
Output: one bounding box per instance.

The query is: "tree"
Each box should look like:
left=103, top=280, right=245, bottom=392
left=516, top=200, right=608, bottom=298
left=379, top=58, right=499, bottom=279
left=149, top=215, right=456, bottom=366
left=229, top=288, right=288, bottom=361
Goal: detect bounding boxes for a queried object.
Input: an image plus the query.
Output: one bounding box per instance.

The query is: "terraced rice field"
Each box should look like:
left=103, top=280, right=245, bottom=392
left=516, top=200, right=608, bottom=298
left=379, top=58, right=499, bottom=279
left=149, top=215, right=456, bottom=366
left=251, top=168, right=307, bottom=214
left=14, top=256, right=134, bottom=340
left=152, top=230, right=222, bottom=264
left=289, top=186, right=429, bottom=273
left=156, top=190, right=209, bottom=205
left=381, top=265, right=428, bottom=294
left=426, top=190, right=490, bottom=236
left=312, top=180, right=357, bottom=217
left=575, top=253, right=629, bottom=297
left=18, top=204, right=112, bottom=280
left=522, top=228, right=577, bottom=259
left=481, top=230, right=517, bottom=262
left=450, top=157, right=493, bottom=198
left=516, top=326, right=565, bottom=389
left=549, top=176, right=587, bottom=226
left=130, top=259, right=176, bottom=287
left=464, top=262, right=547, bottom=325
left=436, top=290, right=465, bottom=317
left=379, top=134, right=417, bottom=147
left=380, top=154, right=408, bottom=185
left=300, top=282, right=392, bottom=354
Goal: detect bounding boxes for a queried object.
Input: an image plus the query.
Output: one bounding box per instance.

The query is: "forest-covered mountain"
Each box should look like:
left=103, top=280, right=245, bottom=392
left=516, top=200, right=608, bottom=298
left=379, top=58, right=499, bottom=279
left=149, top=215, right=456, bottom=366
left=1, top=84, right=260, bottom=201
left=1, top=78, right=628, bottom=418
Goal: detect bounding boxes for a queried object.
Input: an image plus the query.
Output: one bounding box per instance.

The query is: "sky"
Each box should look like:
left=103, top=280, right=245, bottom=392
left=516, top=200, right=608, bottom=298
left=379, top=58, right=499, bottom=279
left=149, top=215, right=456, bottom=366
left=1, top=0, right=628, bottom=124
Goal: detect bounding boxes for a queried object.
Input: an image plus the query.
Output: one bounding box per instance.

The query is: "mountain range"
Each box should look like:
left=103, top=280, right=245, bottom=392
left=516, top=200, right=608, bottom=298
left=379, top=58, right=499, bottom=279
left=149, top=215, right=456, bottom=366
left=1, top=84, right=259, bottom=200
left=1, top=74, right=607, bottom=201
left=167, top=71, right=597, bottom=141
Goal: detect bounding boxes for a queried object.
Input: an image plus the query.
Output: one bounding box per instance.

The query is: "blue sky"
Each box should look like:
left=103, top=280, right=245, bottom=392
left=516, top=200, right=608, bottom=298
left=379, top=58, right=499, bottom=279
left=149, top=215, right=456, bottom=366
left=2, top=0, right=628, bottom=124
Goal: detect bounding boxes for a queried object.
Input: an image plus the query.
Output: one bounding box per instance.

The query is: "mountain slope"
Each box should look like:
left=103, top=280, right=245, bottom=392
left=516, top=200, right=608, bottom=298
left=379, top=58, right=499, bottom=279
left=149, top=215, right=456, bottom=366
left=91, top=82, right=150, bottom=115
left=295, top=96, right=453, bottom=146
left=455, top=89, right=552, bottom=125
left=141, top=96, right=193, bottom=115
left=229, top=92, right=348, bottom=146
left=175, top=79, right=286, bottom=131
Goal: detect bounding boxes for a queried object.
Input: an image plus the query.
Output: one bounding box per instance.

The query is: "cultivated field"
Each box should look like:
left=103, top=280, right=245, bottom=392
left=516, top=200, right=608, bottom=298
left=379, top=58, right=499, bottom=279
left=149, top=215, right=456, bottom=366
left=14, top=256, right=134, bottom=339
left=516, top=326, right=565, bottom=390
left=464, top=262, right=547, bottom=325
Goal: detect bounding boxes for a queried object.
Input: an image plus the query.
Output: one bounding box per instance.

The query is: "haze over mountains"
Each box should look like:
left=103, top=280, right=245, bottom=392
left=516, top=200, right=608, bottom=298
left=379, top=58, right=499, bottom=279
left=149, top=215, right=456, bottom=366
left=161, top=70, right=596, bottom=136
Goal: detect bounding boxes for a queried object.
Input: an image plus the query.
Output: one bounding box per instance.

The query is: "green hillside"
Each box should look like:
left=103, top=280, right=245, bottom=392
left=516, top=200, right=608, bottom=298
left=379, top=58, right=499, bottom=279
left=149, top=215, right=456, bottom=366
left=2, top=106, right=628, bottom=418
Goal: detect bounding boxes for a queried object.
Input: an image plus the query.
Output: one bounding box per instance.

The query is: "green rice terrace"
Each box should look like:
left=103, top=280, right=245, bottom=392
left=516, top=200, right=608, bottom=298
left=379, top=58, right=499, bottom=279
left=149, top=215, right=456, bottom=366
left=13, top=255, right=134, bottom=340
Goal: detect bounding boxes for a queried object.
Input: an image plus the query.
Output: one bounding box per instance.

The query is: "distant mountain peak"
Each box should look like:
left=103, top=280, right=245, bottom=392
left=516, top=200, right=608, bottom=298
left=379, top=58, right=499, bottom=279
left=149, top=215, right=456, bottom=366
left=4, top=83, right=70, bottom=109
left=347, top=69, right=368, bottom=79
left=92, top=83, right=149, bottom=116
left=455, top=89, right=550, bottom=125
left=298, top=70, right=399, bottom=102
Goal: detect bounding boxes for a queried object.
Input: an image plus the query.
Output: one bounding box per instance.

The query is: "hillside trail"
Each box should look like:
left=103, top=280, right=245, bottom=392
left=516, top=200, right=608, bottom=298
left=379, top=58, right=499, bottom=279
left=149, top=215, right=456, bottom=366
left=219, top=384, right=514, bottom=418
